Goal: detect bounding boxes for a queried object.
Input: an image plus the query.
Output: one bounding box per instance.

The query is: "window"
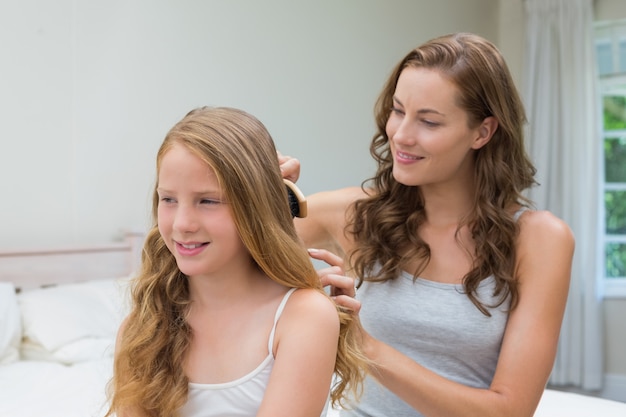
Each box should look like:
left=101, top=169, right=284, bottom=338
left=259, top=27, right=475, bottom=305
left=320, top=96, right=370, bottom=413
left=595, top=20, right=626, bottom=297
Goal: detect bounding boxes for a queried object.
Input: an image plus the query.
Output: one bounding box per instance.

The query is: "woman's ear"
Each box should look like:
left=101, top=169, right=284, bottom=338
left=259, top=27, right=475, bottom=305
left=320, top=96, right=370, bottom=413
left=471, top=116, right=498, bottom=149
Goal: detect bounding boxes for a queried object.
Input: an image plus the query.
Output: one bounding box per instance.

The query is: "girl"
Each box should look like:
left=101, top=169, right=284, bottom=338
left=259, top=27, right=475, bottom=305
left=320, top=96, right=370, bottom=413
left=106, top=106, right=366, bottom=417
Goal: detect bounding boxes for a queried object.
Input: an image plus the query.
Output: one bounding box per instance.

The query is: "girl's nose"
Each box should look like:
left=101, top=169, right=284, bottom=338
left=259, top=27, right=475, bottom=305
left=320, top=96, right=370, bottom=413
left=173, top=205, right=199, bottom=233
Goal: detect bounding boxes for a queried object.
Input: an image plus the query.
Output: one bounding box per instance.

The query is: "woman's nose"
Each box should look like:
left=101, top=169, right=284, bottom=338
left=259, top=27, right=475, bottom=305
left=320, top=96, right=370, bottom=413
left=390, top=118, right=417, bottom=147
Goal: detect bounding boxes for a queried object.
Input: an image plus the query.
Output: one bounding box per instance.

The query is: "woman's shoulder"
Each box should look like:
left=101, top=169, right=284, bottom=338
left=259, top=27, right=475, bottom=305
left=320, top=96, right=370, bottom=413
left=518, top=209, right=573, bottom=237
left=517, top=209, right=575, bottom=254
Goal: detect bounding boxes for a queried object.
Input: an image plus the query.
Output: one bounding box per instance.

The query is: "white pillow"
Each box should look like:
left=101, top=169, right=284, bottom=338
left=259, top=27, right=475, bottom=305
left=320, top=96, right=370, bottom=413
left=17, top=276, right=131, bottom=364
left=19, top=337, right=116, bottom=364
left=0, top=282, right=22, bottom=364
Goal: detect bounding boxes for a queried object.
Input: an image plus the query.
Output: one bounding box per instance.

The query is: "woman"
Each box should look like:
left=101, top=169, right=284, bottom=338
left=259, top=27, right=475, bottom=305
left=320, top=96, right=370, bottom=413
left=281, top=33, right=575, bottom=417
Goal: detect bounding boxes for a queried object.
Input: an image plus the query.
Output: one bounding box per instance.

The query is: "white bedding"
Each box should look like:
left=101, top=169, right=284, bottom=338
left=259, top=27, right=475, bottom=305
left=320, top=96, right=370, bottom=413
left=534, top=389, right=626, bottom=416
left=0, top=276, right=128, bottom=417
left=0, top=358, right=113, bottom=417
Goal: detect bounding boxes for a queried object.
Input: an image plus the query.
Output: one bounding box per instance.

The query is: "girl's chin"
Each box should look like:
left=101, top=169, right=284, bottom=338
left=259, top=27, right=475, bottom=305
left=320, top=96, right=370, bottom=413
left=173, top=259, right=201, bottom=277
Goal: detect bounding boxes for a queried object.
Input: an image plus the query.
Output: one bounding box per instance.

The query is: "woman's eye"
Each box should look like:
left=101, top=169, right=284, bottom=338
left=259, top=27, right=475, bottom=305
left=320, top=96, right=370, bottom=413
left=160, top=197, right=175, bottom=204
left=390, top=106, right=405, bottom=116
left=422, top=120, right=440, bottom=127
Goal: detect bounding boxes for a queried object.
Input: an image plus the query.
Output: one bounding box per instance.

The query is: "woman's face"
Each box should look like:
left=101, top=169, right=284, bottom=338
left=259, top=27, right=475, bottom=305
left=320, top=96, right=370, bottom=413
left=156, top=143, right=250, bottom=279
left=386, top=67, right=488, bottom=188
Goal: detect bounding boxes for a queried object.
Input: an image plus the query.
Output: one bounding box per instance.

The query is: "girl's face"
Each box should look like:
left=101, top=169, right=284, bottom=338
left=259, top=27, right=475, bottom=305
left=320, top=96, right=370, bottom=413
left=156, top=144, right=249, bottom=279
left=386, top=67, right=490, bottom=188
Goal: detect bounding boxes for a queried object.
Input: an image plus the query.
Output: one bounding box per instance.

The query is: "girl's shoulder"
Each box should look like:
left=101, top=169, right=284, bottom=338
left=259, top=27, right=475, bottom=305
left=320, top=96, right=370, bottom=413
left=282, top=288, right=338, bottom=319
left=273, top=288, right=340, bottom=352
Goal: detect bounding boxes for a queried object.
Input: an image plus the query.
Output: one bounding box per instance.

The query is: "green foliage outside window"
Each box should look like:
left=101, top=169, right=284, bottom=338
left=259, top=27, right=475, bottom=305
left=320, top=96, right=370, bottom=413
left=605, top=191, right=626, bottom=234
left=604, top=137, right=626, bottom=182
left=603, top=96, right=626, bottom=130
left=603, top=95, right=626, bottom=279
left=606, top=243, right=626, bottom=278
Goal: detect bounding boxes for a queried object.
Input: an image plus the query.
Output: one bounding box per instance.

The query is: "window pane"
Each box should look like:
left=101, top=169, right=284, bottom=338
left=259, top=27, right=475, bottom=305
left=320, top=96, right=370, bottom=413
left=606, top=190, right=626, bottom=234
left=603, top=95, right=626, bottom=130
left=596, top=23, right=626, bottom=288
left=604, top=137, right=626, bottom=182
left=597, top=42, right=613, bottom=75
left=620, top=40, right=626, bottom=73
left=606, top=242, right=626, bottom=278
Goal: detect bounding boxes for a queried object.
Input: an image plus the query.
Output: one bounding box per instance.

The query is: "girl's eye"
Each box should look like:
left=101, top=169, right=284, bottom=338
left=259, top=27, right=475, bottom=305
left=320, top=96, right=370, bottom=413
left=200, top=199, right=222, bottom=205
left=160, top=197, right=175, bottom=204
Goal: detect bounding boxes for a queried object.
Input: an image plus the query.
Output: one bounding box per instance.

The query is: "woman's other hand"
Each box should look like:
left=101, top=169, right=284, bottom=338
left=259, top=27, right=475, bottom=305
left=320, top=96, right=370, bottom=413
left=308, top=248, right=361, bottom=313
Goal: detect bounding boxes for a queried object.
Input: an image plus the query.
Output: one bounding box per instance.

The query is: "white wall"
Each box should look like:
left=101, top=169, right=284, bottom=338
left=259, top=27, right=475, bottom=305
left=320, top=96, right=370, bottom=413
left=0, top=0, right=499, bottom=248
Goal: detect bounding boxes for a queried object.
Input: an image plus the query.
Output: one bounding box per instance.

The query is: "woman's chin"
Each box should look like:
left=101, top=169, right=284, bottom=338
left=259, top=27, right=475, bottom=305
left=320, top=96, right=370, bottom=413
left=392, top=170, right=419, bottom=187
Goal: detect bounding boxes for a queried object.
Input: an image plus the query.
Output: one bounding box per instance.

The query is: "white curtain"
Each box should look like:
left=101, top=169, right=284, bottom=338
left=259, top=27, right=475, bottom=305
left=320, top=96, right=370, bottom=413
left=522, top=0, right=604, bottom=390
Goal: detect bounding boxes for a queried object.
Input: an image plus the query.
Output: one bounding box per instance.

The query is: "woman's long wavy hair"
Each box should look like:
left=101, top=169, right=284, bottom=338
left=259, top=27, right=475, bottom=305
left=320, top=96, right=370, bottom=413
left=106, top=107, right=366, bottom=416
left=349, top=33, right=537, bottom=315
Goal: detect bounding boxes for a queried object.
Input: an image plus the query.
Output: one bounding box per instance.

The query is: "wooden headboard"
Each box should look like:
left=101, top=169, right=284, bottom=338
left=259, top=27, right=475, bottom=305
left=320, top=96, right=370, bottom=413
left=0, top=230, right=145, bottom=292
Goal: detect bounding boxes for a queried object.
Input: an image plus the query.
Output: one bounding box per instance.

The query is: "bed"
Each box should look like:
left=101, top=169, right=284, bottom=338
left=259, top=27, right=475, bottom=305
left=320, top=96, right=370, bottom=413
left=0, top=231, right=144, bottom=417
left=1, top=233, right=625, bottom=417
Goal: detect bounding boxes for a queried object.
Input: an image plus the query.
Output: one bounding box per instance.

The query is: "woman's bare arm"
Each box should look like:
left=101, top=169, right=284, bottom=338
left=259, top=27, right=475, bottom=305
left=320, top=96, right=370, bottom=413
left=313, top=210, right=574, bottom=417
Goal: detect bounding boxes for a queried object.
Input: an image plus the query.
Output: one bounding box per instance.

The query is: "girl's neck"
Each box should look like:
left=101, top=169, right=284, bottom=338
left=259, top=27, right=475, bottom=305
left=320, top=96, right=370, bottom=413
left=187, top=264, right=276, bottom=310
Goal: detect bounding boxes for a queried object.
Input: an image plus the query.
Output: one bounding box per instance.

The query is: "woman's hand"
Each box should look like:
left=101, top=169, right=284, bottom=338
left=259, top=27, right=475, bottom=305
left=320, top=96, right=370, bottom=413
left=308, top=248, right=376, bottom=370
left=307, top=248, right=361, bottom=313
left=277, top=152, right=300, bottom=183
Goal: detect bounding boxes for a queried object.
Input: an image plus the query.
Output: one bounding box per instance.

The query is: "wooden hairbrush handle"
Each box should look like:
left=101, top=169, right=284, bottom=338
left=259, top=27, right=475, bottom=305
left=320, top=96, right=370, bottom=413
left=284, top=179, right=307, bottom=218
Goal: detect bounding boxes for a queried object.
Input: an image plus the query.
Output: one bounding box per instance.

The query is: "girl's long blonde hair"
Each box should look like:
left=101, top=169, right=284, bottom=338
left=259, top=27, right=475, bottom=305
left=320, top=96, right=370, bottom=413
left=106, top=107, right=366, bottom=416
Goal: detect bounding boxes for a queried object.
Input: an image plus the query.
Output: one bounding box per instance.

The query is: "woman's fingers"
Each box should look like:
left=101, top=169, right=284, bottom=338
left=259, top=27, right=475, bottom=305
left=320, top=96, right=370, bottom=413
left=333, top=294, right=362, bottom=313
left=321, top=272, right=356, bottom=297
left=308, top=248, right=356, bottom=297
left=307, top=248, right=344, bottom=269
left=277, top=152, right=300, bottom=183
left=316, top=265, right=344, bottom=287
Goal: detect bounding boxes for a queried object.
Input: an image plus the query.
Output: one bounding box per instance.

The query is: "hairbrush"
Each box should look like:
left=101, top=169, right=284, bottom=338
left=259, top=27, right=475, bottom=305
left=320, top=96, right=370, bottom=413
left=284, top=179, right=307, bottom=218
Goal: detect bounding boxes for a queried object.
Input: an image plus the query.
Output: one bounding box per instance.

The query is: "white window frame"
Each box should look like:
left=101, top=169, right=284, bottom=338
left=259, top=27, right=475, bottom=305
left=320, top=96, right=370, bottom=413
left=595, top=21, right=626, bottom=299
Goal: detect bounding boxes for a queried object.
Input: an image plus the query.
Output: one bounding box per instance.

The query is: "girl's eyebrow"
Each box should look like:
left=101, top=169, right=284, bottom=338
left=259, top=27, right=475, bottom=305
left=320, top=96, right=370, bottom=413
left=156, top=188, right=222, bottom=197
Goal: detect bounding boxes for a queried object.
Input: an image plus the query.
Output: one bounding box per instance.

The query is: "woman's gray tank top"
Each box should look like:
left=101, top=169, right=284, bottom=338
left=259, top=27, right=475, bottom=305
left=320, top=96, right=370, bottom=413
left=341, top=210, right=524, bottom=417
left=341, top=274, right=510, bottom=417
